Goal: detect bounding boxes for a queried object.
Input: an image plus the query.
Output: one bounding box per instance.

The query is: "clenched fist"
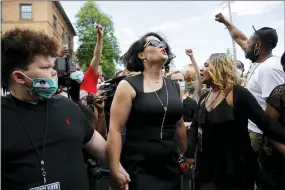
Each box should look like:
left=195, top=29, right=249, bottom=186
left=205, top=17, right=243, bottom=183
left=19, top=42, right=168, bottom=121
left=96, top=24, right=103, bottom=37
left=215, top=13, right=226, bottom=23
left=185, top=49, right=193, bottom=56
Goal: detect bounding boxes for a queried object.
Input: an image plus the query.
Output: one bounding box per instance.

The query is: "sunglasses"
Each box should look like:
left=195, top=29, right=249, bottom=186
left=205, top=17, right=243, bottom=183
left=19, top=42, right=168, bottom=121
left=144, top=39, right=167, bottom=48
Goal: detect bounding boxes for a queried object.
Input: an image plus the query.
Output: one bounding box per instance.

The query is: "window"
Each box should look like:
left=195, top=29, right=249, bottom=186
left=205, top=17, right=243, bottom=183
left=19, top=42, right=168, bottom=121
left=61, top=28, right=65, bottom=44
left=20, top=4, right=32, bottom=20
left=53, top=14, right=57, bottom=28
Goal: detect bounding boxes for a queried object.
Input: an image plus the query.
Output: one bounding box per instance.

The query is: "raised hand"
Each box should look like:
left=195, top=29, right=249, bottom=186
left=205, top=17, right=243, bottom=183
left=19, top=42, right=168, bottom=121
left=96, top=24, right=103, bottom=37
left=215, top=13, right=226, bottom=23
left=58, top=47, right=69, bottom=58
left=185, top=49, right=193, bottom=56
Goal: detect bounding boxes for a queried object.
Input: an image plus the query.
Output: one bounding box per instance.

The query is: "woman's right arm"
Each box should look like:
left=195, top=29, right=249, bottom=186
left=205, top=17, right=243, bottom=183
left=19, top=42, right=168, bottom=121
left=107, top=80, right=135, bottom=174
left=238, top=87, right=285, bottom=145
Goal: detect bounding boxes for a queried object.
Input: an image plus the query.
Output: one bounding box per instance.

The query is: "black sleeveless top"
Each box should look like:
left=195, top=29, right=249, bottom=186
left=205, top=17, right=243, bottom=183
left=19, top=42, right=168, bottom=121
left=124, top=73, right=183, bottom=141
left=196, top=98, right=241, bottom=184
left=121, top=73, right=183, bottom=181
left=191, top=90, right=256, bottom=189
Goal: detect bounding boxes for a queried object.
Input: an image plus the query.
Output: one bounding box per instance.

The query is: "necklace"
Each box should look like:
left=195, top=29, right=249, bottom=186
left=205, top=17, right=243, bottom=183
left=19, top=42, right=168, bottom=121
left=204, top=90, right=221, bottom=110
left=146, top=77, right=168, bottom=139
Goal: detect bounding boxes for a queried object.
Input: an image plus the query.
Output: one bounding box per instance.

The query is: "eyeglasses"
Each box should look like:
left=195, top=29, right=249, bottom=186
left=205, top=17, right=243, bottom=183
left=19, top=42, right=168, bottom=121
left=144, top=39, right=167, bottom=48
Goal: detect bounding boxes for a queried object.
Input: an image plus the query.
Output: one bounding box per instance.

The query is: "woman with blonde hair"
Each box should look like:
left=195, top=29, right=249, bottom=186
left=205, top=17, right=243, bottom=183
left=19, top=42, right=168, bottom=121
left=184, top=53, right=285, bottom=190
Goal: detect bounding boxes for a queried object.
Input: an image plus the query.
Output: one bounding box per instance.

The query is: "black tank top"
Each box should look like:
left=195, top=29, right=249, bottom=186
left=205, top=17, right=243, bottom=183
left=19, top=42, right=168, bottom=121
left=124, top=73, right=183, bottom=141
left=121, top=73, right=183, bottom=180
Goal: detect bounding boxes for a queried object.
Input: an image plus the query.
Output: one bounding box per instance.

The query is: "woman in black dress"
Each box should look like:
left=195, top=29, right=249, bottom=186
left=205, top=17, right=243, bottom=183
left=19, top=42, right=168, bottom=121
left=107, top=32, right=187, bottom=190
left=184, top=53, right=285, bottom=190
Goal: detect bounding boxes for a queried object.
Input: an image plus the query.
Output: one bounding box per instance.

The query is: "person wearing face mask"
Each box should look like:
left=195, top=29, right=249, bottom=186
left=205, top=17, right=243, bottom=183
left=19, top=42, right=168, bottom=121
left=56, top=47, right=85, bottom=100
left=215, top=13, right=285, bottom=157
left=171, top=71, right=198, bottom=130
left=1, top=28, right=129, bottom=190
left=56, top=68, right=85, bottom=100
left=235, top=60, right=245, bottom=78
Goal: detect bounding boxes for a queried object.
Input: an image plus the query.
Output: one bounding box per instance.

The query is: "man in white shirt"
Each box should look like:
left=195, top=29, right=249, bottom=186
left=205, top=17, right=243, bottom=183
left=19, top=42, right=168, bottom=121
left=215, top=13, right=285, bottom=153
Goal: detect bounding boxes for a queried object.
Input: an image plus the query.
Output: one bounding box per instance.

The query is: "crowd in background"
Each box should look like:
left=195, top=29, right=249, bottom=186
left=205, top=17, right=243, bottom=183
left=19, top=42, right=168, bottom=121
left=1, top=10, right=285, bottom=190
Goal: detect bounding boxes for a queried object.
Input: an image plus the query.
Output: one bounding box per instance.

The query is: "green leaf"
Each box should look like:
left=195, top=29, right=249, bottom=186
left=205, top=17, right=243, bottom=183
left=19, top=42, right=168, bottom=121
left=75, top=0, right=120, bottom=78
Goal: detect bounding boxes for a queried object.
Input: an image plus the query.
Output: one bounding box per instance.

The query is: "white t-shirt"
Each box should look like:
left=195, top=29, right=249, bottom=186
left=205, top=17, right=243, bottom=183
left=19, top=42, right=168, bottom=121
left=245, top=56, right=285, bottom=134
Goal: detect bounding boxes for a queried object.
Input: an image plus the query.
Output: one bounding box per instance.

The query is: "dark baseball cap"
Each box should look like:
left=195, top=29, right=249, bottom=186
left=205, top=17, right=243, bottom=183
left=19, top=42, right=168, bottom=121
left=252, top=25, right=278, bottom=49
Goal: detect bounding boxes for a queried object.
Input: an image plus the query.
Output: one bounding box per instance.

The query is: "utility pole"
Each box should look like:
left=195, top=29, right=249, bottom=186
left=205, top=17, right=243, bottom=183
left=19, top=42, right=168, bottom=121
left=221, top=1, right=237, bottom=61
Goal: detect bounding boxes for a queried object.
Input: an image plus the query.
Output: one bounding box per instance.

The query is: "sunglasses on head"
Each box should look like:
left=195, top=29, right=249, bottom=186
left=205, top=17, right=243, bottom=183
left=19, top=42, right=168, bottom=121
left=144, top=39, right=167, bottom=48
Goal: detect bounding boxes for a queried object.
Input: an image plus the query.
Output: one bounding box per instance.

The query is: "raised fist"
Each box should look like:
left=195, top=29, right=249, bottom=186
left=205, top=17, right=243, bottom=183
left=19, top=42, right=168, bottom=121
left=185, top=49, right=193, bottom=56
left=96, top=24, right=103, bottom=37
left=215, top=13, right=226, bottom=23
left=58, top=47, right=69, bottom=58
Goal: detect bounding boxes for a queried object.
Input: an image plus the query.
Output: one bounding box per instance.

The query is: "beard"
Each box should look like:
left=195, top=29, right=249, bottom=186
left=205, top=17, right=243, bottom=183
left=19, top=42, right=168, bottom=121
left=245, top=50, right=259, bottom=63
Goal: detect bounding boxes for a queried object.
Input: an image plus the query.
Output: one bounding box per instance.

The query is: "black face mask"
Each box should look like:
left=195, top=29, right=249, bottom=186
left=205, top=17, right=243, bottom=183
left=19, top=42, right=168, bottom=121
left=245, top=41, right=261, bottom=63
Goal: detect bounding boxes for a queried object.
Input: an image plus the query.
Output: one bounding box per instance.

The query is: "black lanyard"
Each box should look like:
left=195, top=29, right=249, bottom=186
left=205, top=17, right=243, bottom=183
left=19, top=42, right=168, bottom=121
left=10, top=95, right=49, bottom=184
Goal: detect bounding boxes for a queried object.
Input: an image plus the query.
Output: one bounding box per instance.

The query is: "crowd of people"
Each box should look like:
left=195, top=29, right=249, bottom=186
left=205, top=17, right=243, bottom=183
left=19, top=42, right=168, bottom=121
left=1, top=12, right=285, bottom=190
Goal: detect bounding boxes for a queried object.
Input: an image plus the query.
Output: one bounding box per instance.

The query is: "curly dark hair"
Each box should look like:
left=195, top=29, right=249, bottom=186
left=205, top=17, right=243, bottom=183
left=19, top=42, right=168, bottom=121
left=121, top=32, right=175, bottom=72
left=1, top=27, right=59, bottom=88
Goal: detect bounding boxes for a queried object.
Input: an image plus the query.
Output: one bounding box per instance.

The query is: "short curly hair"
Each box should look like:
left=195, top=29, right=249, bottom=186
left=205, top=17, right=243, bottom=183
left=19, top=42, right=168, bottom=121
left=1, top=27, right=59, bottom=87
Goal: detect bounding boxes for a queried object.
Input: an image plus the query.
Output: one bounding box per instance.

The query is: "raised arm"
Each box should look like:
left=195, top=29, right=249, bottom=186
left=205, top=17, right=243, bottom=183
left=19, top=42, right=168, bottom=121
left=215, top=13, right=248, bottom=51
left=107, top=80, right=135, bottom=187
left=90, top=24, right=103, bottom=73
left=185, top=49, right=202, bottom=96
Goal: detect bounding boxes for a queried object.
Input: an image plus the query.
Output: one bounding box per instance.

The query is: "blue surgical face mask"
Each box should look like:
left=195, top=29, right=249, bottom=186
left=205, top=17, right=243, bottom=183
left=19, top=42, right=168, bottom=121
left=70, top=71, right=84, bottom=84
left=21, top=72, right=58, bottom=99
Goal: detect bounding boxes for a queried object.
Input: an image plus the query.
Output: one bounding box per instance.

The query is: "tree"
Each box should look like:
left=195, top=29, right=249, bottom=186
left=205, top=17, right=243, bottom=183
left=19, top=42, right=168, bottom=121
left=75, top=1, right=120, bottom=78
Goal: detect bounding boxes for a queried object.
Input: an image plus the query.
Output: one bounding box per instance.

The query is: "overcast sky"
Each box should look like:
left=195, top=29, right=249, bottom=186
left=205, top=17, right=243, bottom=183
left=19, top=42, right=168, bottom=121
left=61, top=1, right=284, bottom=71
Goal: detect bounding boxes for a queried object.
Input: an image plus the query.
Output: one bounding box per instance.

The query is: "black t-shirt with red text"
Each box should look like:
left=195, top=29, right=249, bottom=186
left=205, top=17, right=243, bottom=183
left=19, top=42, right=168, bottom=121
left=1, top=95, right=94, bottom=190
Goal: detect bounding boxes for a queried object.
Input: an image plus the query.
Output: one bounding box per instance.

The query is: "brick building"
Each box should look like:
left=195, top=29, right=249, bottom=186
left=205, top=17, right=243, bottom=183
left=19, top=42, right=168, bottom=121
left=1, top=0, right=76, bottom=53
